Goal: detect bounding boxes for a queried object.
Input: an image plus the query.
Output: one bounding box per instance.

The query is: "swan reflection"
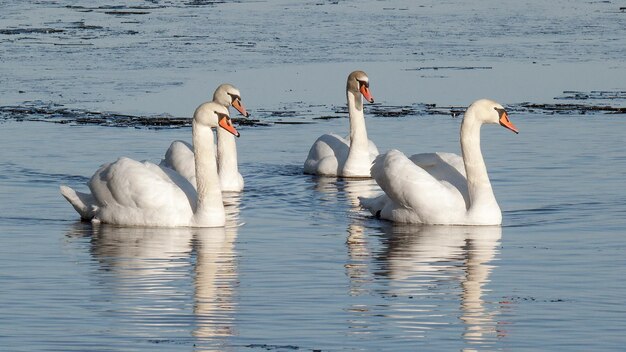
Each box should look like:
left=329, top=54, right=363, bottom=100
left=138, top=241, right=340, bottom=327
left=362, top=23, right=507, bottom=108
left=311, top=176, right=379, bottom=296
left=193, top=222, right=238, bottom=340
left=374, top=224, right=502, bottom=347
left=312, top=176, right=379, bottom=208
left=66, top=194, right=241, bottom=349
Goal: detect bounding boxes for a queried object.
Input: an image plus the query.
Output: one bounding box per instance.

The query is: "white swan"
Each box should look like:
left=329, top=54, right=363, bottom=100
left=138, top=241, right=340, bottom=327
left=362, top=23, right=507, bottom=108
left=60, top=102, right=240, bottom=227
left=359, top=99, right=518, bottom=225
left=161, top=84, right=249, bottom=192
left=303, top=70, right=379, bottom=178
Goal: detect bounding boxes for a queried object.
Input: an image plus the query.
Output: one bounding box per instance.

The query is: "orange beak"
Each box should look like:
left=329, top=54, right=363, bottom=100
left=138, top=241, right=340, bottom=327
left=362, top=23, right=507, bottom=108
left=218, top=116, right=240, bottom=137
left=232, top=99, right=249, bottom=117
left=499, top=112, right=519, bottom=134
left=360, top=84, right=374, bottom=103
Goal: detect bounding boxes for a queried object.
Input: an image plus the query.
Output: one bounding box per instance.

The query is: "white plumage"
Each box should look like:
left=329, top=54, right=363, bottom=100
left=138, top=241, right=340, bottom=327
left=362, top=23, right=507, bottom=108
left=304, top=71, right=379, bottom=178
left=161, top=84, right=248, bottom=192
left=61, top=102, right=240, bottom=227
left=360, top=99, right=519, bottom=225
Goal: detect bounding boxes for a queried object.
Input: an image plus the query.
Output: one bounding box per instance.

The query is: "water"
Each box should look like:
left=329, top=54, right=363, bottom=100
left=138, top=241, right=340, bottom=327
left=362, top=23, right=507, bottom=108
left=1, top=0, right=626, bottom=351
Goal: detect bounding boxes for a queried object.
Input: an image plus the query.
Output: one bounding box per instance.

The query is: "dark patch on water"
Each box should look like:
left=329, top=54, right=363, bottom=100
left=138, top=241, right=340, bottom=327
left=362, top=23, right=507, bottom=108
left=256, top=109, right=300, bottom=119
left=234, top=117, right=272, bottom=126
left=556, top=90, right=626, bottom=101
left=273, top=121, right=316, bottom=125
left=0, top=103, right=270, bottom=129
left=0, top=103, right=189, bottom=128
left=104, top=10, right=151, bottom=16
left=333, top=103, right=463, bottom=118
left=69, top=21, right=104, bottom=31
left=2, top=99, right=624, bottom=130
left=66, top=5, right=164, bottom=11
left=405, top=66, right=493, bottom=71
left=245, top=343, right=301, bottom=350
left=186, top=0, right=227, bottom=5
left=312, top=115, right=341, bottom=120
left=369, top=105, right=420, bottom=118
left=0, top=28, right=65, bottom=35
left=147, top=338, right=190, bottom=345
left=516, top=102, right=626, bottom=115
left=501, top=296, right=571, bottom=303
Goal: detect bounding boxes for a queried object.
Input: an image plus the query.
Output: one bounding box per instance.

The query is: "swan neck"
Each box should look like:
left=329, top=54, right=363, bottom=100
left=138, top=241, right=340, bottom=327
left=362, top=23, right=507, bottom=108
left=192, top=120, right=225, bottom=224
left=217, top=127, right=239, bottom=177
left=460, top=113, right=497, bottom=210
left=347, top=91, right=369, bottom=152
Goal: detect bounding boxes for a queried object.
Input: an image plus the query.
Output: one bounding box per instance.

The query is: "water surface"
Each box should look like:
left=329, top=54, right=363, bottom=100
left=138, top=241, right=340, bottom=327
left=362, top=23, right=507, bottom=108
left=1, top=0, right=626, bottom=351
left=3, top=113, right=626, bottom=350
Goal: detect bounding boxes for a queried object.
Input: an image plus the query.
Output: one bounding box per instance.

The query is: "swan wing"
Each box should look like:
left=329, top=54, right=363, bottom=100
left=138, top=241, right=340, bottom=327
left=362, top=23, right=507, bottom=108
left=160, top=140, right=196, bottom=187
left=89, top=157, right=195, bottom=226
left=409, top=152, right=469, bottom=206
left=368, top=150, right=467, bottom=224
left=410, top=152, right=465, bottom=177
left=303, top=133, right=349, bottom=176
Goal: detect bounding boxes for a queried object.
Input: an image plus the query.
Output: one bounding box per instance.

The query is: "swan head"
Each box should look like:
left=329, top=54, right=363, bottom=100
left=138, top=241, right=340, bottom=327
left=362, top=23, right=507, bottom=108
left=347, top=70, right=374, bottom=103
left=468, top=99, right=519, bottom=134
left=195, top=102, right=240, bottom=137
left=212, top=83, right=250, bottom=117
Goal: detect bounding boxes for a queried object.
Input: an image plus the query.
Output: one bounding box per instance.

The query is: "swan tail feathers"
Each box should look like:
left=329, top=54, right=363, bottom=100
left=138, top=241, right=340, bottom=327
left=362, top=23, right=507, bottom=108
left=60, top=185, right=97, bottom=220
left=359, top=194, right=387, bottom=218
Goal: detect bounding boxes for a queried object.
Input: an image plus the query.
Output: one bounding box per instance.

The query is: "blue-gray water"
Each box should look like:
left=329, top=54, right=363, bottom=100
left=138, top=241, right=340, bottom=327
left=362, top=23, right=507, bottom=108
left=1, top=1, right=626, bottom=351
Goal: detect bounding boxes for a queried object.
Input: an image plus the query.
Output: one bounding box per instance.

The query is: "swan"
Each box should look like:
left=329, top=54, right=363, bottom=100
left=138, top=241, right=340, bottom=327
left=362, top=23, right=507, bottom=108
left=303, top=70, right=379, bottom=178
left=60, top=102, right=240, bottom=227
left=161, top=84, right=249, bottom=192
left=359, top=99, right=518, bottom=225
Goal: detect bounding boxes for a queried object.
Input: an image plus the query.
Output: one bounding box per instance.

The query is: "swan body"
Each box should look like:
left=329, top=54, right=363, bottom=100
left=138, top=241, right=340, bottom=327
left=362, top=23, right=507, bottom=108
left=360, top=99, right=518, bottom=225
left=161, top=84, right=248, bottom=192
left=304, top=70, right=378, bottom=178
left=61, top=102, right=240, bottom=227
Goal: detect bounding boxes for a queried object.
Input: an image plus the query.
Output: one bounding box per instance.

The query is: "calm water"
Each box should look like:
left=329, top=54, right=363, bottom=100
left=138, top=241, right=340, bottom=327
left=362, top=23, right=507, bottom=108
left=2, top=0, right=626, bottom=351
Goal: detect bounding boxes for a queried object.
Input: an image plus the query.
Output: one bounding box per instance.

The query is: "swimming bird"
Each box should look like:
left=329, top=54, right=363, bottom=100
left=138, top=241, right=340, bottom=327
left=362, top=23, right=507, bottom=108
left=60, top=102, right=240, bottom=227
left=303, top=70, right=378, bottom=178
left=161, top=84, right=249, bottom=192
left=359, top=99, right=518, bottom=225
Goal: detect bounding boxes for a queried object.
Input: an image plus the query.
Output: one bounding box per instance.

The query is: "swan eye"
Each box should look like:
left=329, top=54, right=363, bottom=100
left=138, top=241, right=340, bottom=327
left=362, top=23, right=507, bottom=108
left=228, top=93, right=240, bottom=103
left=494, top=107, right=507, bottom=118
left=215, top=112, right=228, bottom=120
left=358, top=80, right=369, bottom=88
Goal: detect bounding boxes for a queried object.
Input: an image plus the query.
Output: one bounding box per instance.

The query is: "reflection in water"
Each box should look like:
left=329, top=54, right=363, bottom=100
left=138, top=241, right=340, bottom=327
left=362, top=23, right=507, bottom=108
left=311, top=177, right=380, bottom=296
left=193, top=218, right=239, bottom=342
left=312, top=176, right=379, bottom=208
left=374, top=224, right=502, bottom=349
left=311, top=176, right=502, bottom=347
left=66, top=194, right=241, bottom=349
